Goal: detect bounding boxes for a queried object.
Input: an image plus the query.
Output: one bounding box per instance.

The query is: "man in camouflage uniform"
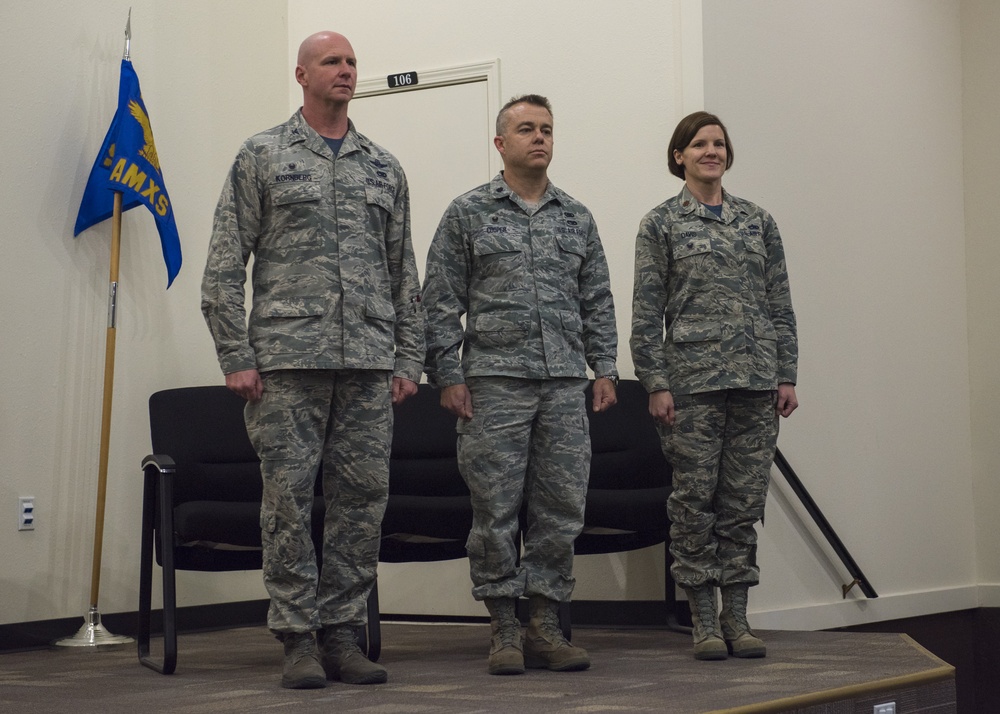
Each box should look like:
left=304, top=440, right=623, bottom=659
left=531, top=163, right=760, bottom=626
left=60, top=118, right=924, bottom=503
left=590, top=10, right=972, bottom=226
left=630, top=111, right=798, bottom=660
left=201, top=31, right=425, bottom=689
left=422, top=94, right=618, bottom=676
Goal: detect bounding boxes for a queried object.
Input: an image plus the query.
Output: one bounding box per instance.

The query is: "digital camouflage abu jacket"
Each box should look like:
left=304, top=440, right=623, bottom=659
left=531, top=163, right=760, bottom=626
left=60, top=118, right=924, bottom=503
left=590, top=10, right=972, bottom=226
left=630, top=185, right=797, bottom=396
left=202, top=111, right=425, bottom=381
left=422, top=174, right=617, bottom=386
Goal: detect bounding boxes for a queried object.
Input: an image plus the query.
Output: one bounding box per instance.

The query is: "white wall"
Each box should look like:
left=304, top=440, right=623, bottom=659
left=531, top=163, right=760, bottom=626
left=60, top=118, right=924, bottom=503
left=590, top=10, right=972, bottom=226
left=703, top=0, right=980, bottom=628
left=1, top=0, right=995, bottom=632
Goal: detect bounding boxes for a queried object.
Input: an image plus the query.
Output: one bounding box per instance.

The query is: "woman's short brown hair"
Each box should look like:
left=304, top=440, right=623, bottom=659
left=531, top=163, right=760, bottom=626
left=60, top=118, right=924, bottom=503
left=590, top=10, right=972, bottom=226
left=667, top=111, right=735, bottom=180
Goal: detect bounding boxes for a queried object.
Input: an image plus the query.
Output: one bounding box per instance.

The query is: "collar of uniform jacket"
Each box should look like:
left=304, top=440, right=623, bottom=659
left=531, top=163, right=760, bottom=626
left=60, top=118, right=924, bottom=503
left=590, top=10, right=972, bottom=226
left=676, top=184, right=746, bottom=224
left=285, top=110, right=371, bottom=160
left=489, top=172, right=568, bottom=210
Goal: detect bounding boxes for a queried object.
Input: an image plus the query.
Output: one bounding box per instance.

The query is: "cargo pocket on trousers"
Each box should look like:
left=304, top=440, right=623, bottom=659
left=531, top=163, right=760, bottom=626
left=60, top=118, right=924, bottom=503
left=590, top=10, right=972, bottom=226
left=465, top=529, right=487, bottom=558
left=455, top=410, right=484, bottom=471
left=260, top=510, right=276, bottom=535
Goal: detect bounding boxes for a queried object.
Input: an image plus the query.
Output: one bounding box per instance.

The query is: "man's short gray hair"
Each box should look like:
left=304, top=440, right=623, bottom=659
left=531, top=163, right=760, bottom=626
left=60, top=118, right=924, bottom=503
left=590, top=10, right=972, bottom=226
left=496, top=94, right=553, bottom=136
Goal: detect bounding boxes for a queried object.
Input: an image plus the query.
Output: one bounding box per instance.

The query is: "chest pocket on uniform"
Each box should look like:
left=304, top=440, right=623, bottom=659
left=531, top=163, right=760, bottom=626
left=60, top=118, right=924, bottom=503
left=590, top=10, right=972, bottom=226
left=670, top=235, right=713, bottom=286
left=271, top=180, right=321, bottom=206
left=555, top=232, right=586, bottom=271
left=363, top=186, right=395, bottom=239
left=673, top=237, right=712, bottom=260
left=267, top=180, right=322, bottom=248
left=365, top=186, right=394, bottom=213
left=744, top=235, right=766, bottom=257
left=743, top=233, right=767, bottom=273
left=472, top=226, right=525, bottom=281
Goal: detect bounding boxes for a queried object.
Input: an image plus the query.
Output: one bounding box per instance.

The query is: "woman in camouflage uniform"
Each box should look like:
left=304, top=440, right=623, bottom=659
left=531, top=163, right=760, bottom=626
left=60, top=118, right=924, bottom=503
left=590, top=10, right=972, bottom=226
left=630, top=111, right=798, bottom=661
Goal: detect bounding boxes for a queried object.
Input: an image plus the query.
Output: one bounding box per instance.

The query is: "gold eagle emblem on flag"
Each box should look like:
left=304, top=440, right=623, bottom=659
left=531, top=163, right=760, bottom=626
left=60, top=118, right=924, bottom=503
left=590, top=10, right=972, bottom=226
left=128, top=99, right=160, bottom=171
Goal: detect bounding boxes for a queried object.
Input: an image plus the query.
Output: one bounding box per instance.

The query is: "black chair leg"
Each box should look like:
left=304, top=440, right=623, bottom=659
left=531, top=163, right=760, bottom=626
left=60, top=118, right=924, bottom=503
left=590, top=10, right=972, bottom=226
left=137, top=467, right=156, bottom=669
left=365, top=580, right=381, bottom=662
left=558, top=600, right=572, bottom=641
left=159, top=472, right=179, bottom=673
left=139, top=464, right=178, bottom=674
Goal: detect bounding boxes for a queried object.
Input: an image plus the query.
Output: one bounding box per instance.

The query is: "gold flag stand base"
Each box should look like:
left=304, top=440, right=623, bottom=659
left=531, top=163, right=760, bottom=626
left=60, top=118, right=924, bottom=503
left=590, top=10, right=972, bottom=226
left=54, top=606, right=133, bottom=647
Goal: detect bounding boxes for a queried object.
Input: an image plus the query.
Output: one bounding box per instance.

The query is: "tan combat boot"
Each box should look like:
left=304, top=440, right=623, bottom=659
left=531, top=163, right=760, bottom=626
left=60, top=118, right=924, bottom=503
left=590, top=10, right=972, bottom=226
left=523, top=595, right=590, bottom=671
left=484, top=598, right=524, bottom=675
left=684, top=585, right=728, bottom=661
left=317, top=625, right=388, bottom=684
left=719, top=584, right=766, bottom=658
left=278, top=631, right=326, bottom=689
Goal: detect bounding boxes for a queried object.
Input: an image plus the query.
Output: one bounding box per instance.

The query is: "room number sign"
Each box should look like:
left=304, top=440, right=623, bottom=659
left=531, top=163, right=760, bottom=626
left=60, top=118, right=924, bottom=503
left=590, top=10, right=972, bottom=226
left=387, top=71, right=419, bottom=89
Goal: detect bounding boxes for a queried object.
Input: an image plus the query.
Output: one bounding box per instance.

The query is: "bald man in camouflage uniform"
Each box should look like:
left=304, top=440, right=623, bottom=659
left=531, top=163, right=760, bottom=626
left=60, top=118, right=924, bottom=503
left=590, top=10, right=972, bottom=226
left=423, top=94, right=618, bottom=676
left=631, top=111, right=797, bottom=661
left=201, top=31, right=424, bottom=689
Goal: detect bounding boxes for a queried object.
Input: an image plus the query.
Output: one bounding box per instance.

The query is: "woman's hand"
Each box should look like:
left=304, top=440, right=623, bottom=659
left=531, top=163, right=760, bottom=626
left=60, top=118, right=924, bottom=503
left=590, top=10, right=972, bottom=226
left=777, top=383, right=798, bottom=417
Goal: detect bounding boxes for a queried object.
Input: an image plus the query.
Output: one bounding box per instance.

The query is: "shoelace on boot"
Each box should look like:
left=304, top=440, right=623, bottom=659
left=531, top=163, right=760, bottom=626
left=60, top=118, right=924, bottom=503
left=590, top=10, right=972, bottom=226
left=537, top=608, right=569, bottom=644
left=285, top=635, right=316, bottom=663
left=722, top=591, right=753, bottom=631
left=494, top=625, right=520, bottom=649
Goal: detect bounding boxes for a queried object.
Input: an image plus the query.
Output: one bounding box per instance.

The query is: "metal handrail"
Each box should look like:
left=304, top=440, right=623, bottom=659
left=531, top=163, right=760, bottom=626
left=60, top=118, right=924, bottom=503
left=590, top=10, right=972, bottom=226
left=773, top=448, right=878, bottom=599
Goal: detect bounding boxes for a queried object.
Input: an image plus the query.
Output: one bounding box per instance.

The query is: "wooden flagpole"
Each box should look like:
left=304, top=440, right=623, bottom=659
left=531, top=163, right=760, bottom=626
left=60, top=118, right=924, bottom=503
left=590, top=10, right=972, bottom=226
left=56, top=14, right=134, bottom=647
left=56, top=191, right=133, bottom=647
left=90, top=190, right=122, bottom=610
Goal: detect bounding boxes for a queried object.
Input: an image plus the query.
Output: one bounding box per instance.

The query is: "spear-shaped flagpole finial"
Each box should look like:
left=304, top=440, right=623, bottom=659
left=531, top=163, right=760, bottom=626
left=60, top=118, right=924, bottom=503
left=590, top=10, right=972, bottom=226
left=123, top=8, right=132, bottom=61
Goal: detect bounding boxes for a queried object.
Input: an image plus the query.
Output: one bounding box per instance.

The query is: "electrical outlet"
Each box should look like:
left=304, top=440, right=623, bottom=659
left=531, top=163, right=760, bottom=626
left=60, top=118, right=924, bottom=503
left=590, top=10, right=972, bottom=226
left=873, top=703, right=896, bottom=714
left=18, top=496, right=35, bottom=531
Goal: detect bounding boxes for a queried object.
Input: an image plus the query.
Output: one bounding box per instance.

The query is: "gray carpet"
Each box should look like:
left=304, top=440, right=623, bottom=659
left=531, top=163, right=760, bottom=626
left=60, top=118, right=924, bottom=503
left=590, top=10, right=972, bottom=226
left=0, top=623, right=955, bottom=713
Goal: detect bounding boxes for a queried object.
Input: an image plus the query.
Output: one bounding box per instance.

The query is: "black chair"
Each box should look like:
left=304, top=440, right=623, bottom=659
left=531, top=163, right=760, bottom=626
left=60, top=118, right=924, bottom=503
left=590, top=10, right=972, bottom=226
left=567, top=379, right=680, bottom=634
left=381, top=384, right=473, bottom=564
left=138, top=386, right=379, bottom=674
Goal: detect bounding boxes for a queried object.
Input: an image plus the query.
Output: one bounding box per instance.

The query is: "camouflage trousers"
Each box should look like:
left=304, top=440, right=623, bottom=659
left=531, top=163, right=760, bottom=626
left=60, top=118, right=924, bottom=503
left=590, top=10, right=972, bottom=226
left=457, top=377, right=590, bottom=602
left=658, top=389, right=778, bottom=588
left=244, top=369, right=392, bottom=634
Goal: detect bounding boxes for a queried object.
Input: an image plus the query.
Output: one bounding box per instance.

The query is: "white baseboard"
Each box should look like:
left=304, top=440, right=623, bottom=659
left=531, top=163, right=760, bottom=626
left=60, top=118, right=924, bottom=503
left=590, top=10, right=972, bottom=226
left=976, top=583, right=1000, bottom=607
left=749, top=585, right=981, bottom=631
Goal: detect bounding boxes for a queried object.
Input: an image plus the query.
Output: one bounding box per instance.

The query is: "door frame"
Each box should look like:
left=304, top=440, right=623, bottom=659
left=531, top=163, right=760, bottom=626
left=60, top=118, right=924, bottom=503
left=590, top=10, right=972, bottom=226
left=355, top=60, right=503, bottom=176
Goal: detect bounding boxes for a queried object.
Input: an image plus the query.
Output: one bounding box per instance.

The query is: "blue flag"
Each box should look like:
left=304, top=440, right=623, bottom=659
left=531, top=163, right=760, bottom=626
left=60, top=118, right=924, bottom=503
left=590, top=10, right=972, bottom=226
left=74, top=59, right=181, bottom=288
